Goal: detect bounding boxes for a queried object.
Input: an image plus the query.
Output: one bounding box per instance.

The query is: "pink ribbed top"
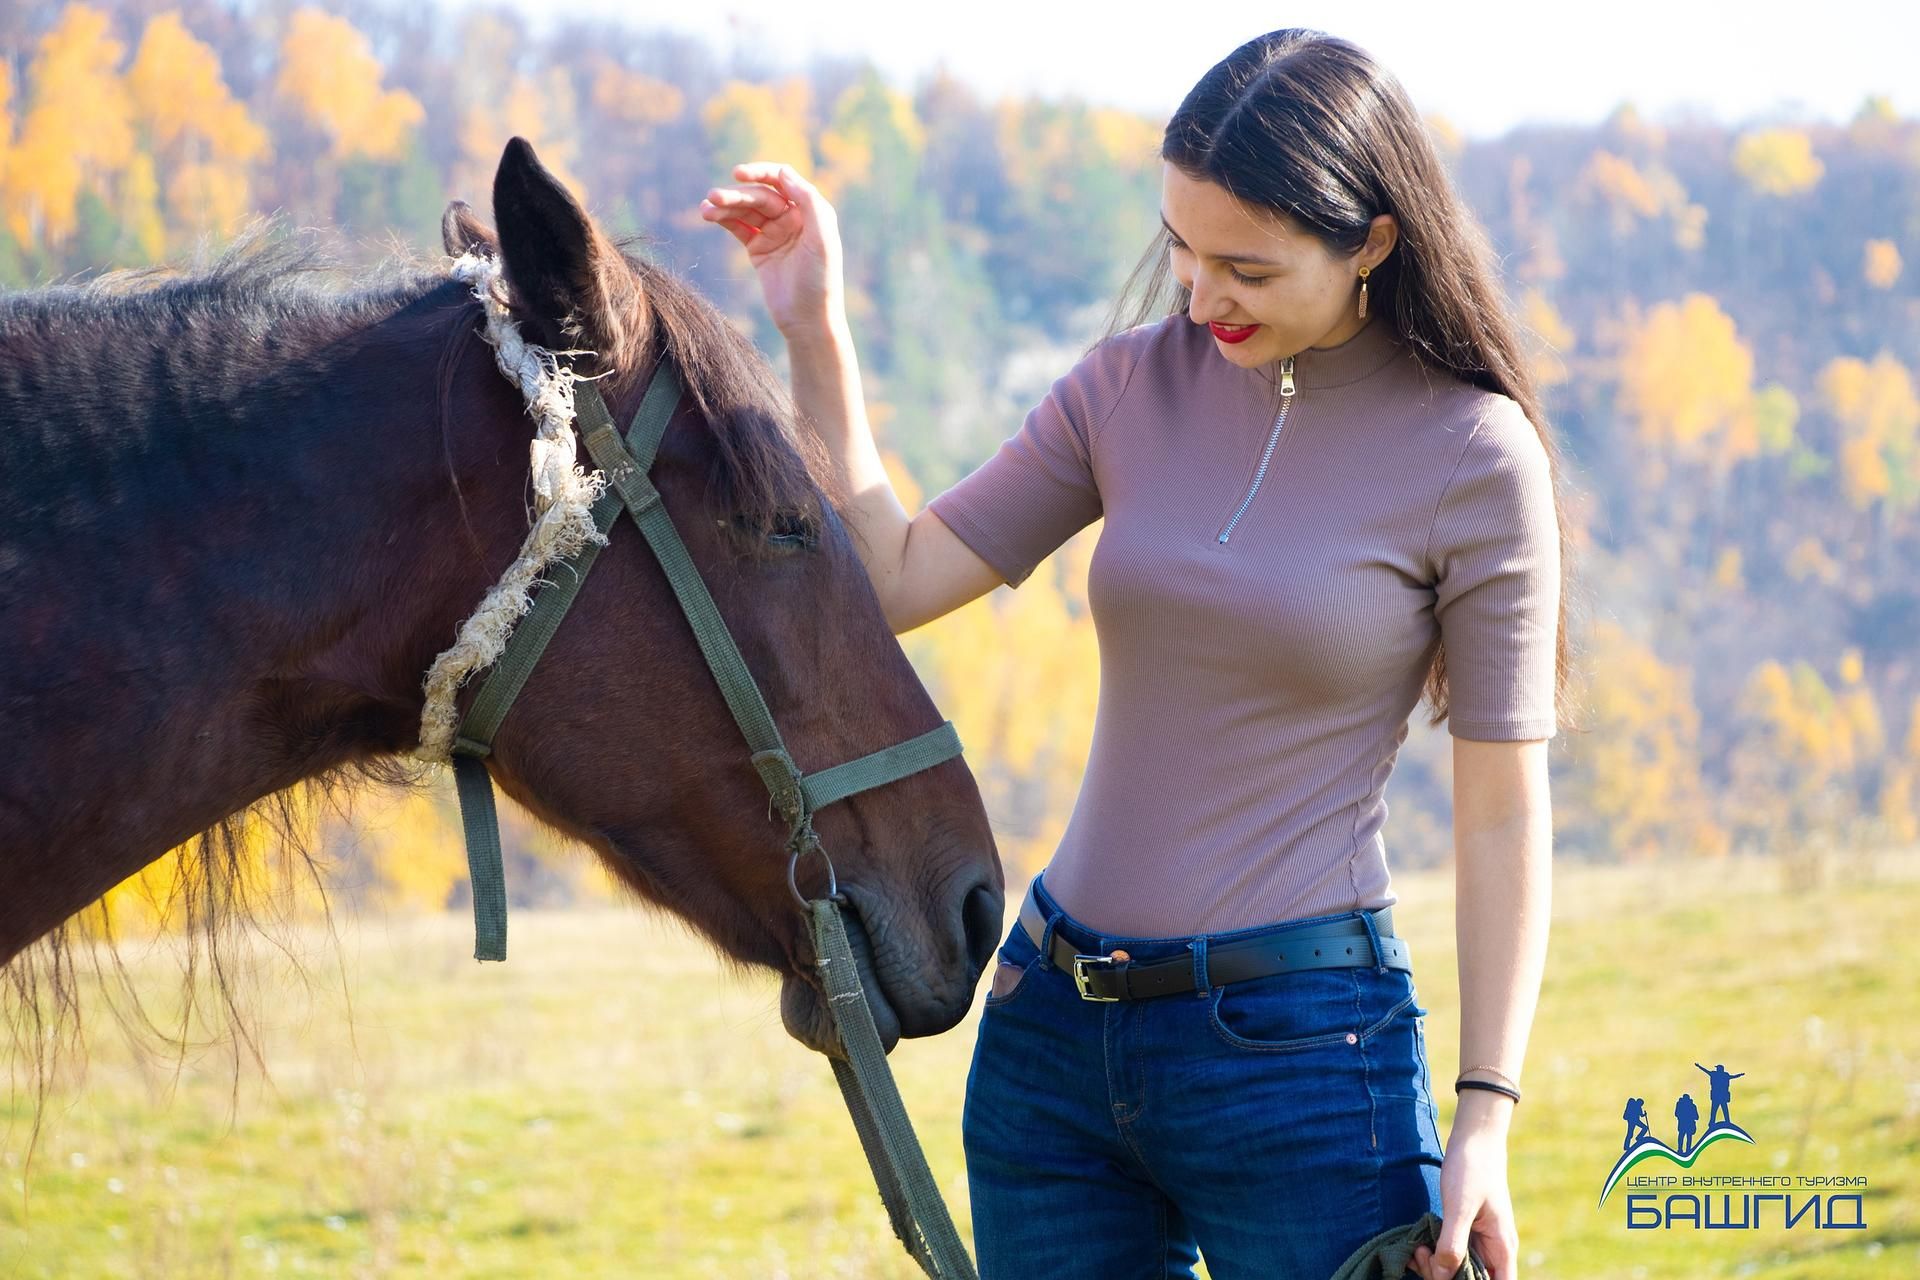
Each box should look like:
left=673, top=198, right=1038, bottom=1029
left=923, top=312, right=1559, bottom=937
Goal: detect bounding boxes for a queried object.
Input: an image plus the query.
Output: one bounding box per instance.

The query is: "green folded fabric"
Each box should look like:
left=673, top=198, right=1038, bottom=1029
left=1326, top=1211, right=1492, bottom=1280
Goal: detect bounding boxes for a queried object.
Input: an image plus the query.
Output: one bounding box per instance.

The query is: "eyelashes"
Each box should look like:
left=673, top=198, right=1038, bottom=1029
left=1166, top=239, right=1272, bottom=287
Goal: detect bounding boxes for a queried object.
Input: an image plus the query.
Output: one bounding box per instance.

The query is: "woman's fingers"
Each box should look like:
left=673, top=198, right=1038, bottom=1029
left=704, top=182, right=792, bottom=222
left=702, top=206, right=757, bottom=249
left=700, top=197, right=770, bottom=232
left=731, top=162, right=836, bottom=227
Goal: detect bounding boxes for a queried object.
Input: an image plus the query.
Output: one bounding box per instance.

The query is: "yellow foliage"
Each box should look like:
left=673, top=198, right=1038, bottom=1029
left=339, top=786, right=473, bottom=914
left=0, top=63, right=13, bottom=192
left=1581, top=149, right=1663, bottom=219
left=1882, top=767, right=1919, bottom=845
left=1520, top=288, right=1574, bottom=387
left=1423, top=113, right=1464, bottom=164
left=166, top=161, right=252, bottom=236
left=1863, top=238, right=1903, bottom=289
left=459, top=66, right=587, bottom=202
left=589, top=57, right=685, bottom=129
left=1839, top=647, right=1865, bottom=685
left=274, top=8, right=424, bottom=162
left=1577, top=149, right=1690, bottom=237
left=1739, top=659, right=1882, bottom=781
left=1673, top=203, right=1709, bottom=252
left=1617, top=293, right=1760, bottom=469
left=1751, top=383, right=1800, bottom=454
left=703, top=80, right=814, bottom=177
left=1819, top=352, right=1920, bottom=510
left=1733, top=128, right=1823, bottom=196
left=86, top=795, right=332, bottom=939
left=1573, top=619, right=1717, bottom=860
left=1089, top=108, right=1161, bottom=170
left=1784, top=535, right=1841, bottom=585
left=128, top=13, right=268, bottom=165
left=815, top=77, right=923, bottom=203
left=901, top=523, right=1101, bottom=882
left=3, top=3, right=138, bottom=247
left=1603, top=102, right=1665, bottom=152
left=121, top=149, right=165, bottom=260
left=1712, top=546, right=1744, bottom=591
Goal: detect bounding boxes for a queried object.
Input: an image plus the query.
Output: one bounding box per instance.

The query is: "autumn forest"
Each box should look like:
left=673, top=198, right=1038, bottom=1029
left=3, top=1, right=1917, bottom=926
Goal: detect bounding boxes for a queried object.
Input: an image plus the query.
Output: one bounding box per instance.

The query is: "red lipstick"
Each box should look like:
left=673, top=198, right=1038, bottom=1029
left=1209, top=321, right=1258, bottom=344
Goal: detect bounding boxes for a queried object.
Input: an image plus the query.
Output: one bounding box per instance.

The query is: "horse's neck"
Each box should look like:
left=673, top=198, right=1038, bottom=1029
left=0, top=294, right=522, bottom=961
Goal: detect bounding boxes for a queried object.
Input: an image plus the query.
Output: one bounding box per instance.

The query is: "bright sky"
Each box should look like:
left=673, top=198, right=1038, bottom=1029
left=452, top=0, right=1918, bottom=140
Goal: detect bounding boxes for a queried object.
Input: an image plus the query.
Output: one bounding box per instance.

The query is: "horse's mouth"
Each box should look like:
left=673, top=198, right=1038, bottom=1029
left=779, top=894, right=903, bottom=1059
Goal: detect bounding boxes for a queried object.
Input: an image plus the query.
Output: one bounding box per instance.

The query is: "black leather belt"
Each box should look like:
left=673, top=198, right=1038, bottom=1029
left=1016, top=880, right=1411, bottom=1002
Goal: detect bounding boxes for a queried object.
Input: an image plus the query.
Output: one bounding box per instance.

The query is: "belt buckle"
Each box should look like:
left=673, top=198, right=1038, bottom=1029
left=1071, top=953, right=1123, bottom=1002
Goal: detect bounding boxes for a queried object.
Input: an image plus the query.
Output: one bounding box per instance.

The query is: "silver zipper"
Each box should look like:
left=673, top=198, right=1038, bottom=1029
left=1217, top=355, right=1296, bottom=544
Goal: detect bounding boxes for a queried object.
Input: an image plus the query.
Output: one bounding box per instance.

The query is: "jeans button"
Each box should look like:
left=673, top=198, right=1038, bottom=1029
left=1345, top=1032, right=1358, bottom=1044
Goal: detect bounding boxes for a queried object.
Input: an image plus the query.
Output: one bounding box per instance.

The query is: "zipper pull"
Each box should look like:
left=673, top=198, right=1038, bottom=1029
left=1280, top=355, right=1295, bottom=397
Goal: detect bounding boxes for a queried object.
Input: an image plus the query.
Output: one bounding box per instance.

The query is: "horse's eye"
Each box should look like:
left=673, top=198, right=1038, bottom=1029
left=732, top=510, right=818, bottom=550
left=767, top=511, right=819, bottom=549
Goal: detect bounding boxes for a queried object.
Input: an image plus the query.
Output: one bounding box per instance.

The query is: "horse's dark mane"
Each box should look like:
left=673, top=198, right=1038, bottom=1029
left=0, top=215, right=846, bottom=555
left=1, top=213, right=848, bottom=1164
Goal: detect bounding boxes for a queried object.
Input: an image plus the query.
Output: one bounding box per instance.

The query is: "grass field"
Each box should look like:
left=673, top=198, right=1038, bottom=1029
left=4, top=851, right=1917, bottom=1278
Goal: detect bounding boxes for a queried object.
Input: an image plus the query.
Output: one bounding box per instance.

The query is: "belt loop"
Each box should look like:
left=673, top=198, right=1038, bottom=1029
left=1037, top=911, right=1063, bottom=973
left=1358, top=907, right=1387, bottom=973
left=1189, top=936, right=1211, bottom=999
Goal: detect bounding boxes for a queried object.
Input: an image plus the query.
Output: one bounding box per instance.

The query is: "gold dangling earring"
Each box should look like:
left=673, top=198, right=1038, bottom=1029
left=1357, top=264, right=1371, bottom=319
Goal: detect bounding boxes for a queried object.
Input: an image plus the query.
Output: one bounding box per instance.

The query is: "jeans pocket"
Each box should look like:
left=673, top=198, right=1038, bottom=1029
left=983, top=922, right=1040, bottom=1008
left=1208, top=965, right=1415, bottom=1052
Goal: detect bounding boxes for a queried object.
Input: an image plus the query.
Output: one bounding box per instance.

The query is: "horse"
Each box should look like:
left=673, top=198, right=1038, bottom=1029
left=0, top=136, right=1005, bottom=1069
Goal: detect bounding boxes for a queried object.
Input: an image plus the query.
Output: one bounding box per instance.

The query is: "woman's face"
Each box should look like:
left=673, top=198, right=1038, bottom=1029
left=1160, top=163, right=1393, bottom=369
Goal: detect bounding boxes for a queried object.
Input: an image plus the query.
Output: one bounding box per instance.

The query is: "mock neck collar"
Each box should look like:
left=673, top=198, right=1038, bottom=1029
left=1269, top=315, right=1405, bottom=390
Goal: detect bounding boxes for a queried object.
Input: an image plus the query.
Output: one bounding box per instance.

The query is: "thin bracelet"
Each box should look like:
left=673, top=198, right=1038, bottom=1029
left=1459, top=1064, right=1521, bottom=1090
left=1455, top=1078, right=1522, bottom=1104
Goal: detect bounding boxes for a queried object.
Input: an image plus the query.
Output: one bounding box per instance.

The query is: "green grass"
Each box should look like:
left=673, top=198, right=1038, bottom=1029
left=4, top=852, right=1918, bottom=1278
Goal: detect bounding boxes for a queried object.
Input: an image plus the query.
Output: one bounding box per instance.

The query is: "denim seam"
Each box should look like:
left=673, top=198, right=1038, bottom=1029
left=1357, top=971, right=1379, bottom=1152
left=1415, top=1017, right=1447, bottom=1158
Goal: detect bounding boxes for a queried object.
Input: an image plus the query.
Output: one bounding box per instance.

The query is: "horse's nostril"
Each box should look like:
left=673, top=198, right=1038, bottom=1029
left=961, top=881, right=1003, bottom=976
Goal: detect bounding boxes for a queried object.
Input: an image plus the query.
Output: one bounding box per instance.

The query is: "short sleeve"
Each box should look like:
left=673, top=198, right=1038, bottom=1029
left=1427, top=397, right=1561, bottom=741
left=923, top=333, right=1141, bottom=588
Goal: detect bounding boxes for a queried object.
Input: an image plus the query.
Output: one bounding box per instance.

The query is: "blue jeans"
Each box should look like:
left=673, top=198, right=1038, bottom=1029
left=962, top=873, right=1446, bottom=1279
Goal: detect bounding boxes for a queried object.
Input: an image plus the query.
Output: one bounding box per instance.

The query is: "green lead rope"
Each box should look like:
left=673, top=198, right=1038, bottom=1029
left=810, top=899, right=979, bottom=1280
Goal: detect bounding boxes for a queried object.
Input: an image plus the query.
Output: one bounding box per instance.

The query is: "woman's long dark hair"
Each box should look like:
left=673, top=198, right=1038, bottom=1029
left=1104, top=28, right=1578, bottom=735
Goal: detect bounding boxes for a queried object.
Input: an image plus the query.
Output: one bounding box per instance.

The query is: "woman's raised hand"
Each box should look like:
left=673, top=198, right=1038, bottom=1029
left=698, top=162, right=844, bottom=339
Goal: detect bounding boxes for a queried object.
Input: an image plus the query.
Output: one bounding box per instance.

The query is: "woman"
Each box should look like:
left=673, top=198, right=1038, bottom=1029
left=701, top=27, right=1566, bottom=1280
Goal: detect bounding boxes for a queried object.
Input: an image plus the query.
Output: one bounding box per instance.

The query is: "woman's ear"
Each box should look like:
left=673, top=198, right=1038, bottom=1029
left=489, top=136, right=641, bottom=374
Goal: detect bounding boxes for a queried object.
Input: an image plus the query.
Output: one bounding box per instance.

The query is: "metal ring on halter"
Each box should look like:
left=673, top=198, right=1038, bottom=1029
left=787, top=839, right=839, bottom=909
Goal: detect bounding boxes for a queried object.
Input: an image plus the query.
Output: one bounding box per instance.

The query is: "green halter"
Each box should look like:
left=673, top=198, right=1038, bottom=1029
left=441, top=352, right=978, bottom=1278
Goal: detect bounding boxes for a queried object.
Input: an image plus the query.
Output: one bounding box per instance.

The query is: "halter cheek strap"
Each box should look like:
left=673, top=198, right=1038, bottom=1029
left=432, top=337, right=976, bottom=1280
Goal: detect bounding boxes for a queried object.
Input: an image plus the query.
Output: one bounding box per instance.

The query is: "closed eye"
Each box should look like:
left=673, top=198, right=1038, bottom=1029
left=735, top=509, right=820, bottom=551
left=1168, top=237, right=1272, bottom=287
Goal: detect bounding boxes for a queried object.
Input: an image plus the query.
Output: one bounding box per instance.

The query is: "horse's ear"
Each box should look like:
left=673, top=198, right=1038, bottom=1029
left=442, top=200, right=497, bottom=259
left=491, top=136, right=636, bottom=371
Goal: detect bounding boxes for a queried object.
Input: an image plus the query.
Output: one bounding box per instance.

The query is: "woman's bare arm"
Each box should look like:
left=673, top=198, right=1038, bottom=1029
left=702, top=163, right=1006, bottom=633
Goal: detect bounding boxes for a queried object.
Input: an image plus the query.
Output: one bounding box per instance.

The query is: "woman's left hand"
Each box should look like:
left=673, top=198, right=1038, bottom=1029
left=1410, top=1105, right=1519, bottom=1279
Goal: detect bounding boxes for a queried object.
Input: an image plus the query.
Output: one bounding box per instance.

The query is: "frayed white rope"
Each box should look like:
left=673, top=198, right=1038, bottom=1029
left=415, top=249, right=610, bottom=761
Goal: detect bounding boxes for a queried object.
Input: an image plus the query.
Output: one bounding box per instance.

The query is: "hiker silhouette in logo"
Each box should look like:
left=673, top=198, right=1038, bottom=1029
left=1621, top=1097, right=1650, bottom=1150
left=1696, top=1061, right=1744, bottom=1127
left=1674, top=1093, right=1699, bottom=1155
